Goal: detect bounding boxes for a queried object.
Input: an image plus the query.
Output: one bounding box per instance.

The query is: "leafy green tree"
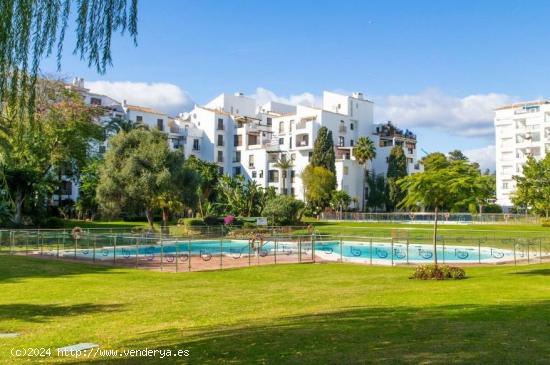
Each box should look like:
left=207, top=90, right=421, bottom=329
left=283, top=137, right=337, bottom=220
left=0, top=79, right=102, bottom=225
left=475, top=174, right=496, bottom=214
left=421, top=152, right=449, bottom=171
left=274, top=155, right=294, bottom=195
left=97, top=129, right=194, bottom=229
left=184, top=156, right=220, bottom=217
left=263, top=195, right=305, bottom=225
left=386, top=146, right=407, bottom=211
left=0, top=0, right=137, bottom=118
left=352, top=136, right=377, bottom=210
left=156, top=152, right=199, bottom=231
left=365, top=172, right=387, bottom=212
left=311, top=126, right=336, bottom=174
left=398, top=159, right=483, bottom=264
left=301, top=165, right=336, bottom=216
left=217, top=175, right=275, bottom=217
left=330, top=190, right=352, bottom=215
left=448, top=149, right=468, bottom=162
left=75, top=158, right=102, bottom=220
left=512, top=154, right=550, bottom=218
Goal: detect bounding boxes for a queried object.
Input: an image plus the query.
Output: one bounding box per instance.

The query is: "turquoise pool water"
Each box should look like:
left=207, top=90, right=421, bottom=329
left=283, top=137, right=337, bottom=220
left=68, top=239, right=516, bottom=264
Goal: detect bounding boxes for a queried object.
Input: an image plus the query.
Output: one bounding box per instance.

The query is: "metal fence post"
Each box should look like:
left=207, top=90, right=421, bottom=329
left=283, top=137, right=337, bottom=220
left=220, top=238, right=223, bottom=270
left=274, top=236, right=278, bottom=265
left=160, top=236, right=163, bottom=272
left=513, top=242, right=517, bottom=266
left=391, top=237, right=394, bottom=267
left=478, top=239, right=481, bottom=264
left=298, top=237, right=302, bottom=263
left=93, top=235, right=97, bottom=263
left=113, top=235, right=117, bottom=265
left=370, top=238, right=373, bottom=265
left=188, top=240, right=191, bottom=272
left=539, top=238, right=542, bottom=263
left=406, top=238, right=409, bottom=265
left=340, top=237, right=343, bottom=262
left=135, top=237, right=139, bottom=268
left=39, top=230, right=43, bottom=256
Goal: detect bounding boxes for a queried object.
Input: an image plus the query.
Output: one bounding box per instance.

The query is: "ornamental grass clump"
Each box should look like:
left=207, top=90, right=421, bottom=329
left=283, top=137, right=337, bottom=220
left=410, top=264, right=466, bottom=280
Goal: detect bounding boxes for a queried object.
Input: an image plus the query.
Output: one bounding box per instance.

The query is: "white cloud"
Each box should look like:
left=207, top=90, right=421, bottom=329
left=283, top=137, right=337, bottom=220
left=85, top=80, right=194, bottom=115
left=375, top=89, right=517, bottom=138
left=252, top=87, right=322, bottom=108
left=464, top=144, right=496, bottom=171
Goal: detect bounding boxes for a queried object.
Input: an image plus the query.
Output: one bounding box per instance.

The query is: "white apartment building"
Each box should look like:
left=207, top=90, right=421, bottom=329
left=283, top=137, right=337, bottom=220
left=181, top=90, right=420, bottom=210
left=64, top=78, right=420, bottom=211
left=494, top=101, right=550, bottom=210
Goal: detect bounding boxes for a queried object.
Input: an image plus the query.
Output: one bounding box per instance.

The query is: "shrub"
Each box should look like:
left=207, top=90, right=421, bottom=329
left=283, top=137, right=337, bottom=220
left=204, top=216, right=223, bottom=225
left=182, top=218, right=204, bottom=227
left=542, top=219, right=550, bottom=227
left=39, top=217, right=65, bottom=228
left=263, top=195, right=305, bottom=226
left=410, top=264, right=466, bottom=280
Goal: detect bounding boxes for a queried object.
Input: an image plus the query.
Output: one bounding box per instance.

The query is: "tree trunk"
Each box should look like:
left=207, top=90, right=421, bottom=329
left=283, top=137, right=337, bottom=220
left=162, top=207, right=170, bottom=234
left=433, top=206, right=439, bottom=266
left=13, top=189, right=25, bottom=226
left=145, top=208, right=154, bottom=231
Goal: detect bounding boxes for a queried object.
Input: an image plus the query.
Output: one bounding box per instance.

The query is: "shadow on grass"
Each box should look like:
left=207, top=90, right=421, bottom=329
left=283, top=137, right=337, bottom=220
left=512, top=268, right=550, bottom=276
left=67, top=301, right=550, bottom=364
left=0, top=255, right=119, bottom=283
left=0, top=303, right=124, bottom=323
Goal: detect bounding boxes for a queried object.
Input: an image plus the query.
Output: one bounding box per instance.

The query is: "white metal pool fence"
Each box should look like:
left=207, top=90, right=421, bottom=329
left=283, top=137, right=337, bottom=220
left=0, top=226, right=549, bottom=271
left=321, top=212, right=542, bottom=225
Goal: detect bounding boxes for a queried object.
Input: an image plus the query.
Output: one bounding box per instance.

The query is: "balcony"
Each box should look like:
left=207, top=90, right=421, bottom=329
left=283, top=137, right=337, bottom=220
left=296, top=133, right=309, bottom=148
left=249, top=163, right=255, bottom=169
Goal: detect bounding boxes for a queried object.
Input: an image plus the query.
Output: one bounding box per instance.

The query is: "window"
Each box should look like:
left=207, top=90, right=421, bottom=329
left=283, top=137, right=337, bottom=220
left=136, top=115, right=143, bottom=122
left=343, top=166, right=349, bottom=175
left=218, top=166, right=224, bottom=175
left=252, top=171, right=257, bottom=178
left=350, top=139, right=354, bottom=146
left=350, top=122, right=354, bottom=130
left=233, top=151, right=241, bottom=163
left=279, top=138, right=284, bottom=145
left=266, top=117, right=272, bottom=126
left=234, top=135, right=242, bottom=146
left=290, top=120, right=294, bottom=132
left=217, top=151, right=224, bottom=163
left=279, top=121, right=285, bottom=133
left=217, top=134, right=224, bottom=146
left=249, top=155, right=255, bottom=168
left=98, top=145, right=106, bottom=154
left=59, top=181, right=73, bottom=195
left=503, top=182, right=509, bottom=189
left=339, top=136, right=345, bottom=147
left=217, top=118, right=224, bottom=130
left=308, top=151, right=313, bottom=161
left=289, top=137, right=292, bottom=148
left=248, top=134, right=258, bottom=145
left=193, top=139, right=200, bottom=151
left=259, top=170, right=264, bottom=178
left=290, top=170, right=295, bottom=183
left=268, top=170, right=279, bottom=183
left=233, top=166, right=241, bottom=175
left=90, top=97, right=102, bottom=105
left=157, top=119, right=164, bottom=131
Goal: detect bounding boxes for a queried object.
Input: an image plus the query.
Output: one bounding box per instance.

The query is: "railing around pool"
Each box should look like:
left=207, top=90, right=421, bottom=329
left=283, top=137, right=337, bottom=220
left=0, top=227, right=549, bottom=271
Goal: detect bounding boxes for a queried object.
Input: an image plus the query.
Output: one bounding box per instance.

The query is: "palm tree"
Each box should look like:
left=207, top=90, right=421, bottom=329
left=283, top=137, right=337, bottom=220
left=352, top=136, right=377, bottom=211
left=274, top=155, right=294, bottom=195
left=103, top=117, right=149, bottom=136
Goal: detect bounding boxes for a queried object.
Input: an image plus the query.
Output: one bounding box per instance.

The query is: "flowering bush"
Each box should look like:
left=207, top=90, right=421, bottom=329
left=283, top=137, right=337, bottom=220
left=410, top=264, right=465, bottom=280
left=223, top=215, right=235, bottom=226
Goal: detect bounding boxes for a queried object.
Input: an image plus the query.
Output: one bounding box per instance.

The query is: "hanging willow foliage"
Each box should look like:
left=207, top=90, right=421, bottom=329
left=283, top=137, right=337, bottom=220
left=0, top=0, right=138, bottom=118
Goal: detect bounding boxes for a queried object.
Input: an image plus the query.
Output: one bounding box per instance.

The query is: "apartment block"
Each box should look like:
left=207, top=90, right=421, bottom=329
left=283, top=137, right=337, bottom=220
left=494, top=101, right=550, bottom=209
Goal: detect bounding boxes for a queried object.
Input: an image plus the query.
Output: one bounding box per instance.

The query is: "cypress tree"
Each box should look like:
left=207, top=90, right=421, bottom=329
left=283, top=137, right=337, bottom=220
left=311, top=127, right=336, bottom=173
left=386, top=146, right=408, bottom=211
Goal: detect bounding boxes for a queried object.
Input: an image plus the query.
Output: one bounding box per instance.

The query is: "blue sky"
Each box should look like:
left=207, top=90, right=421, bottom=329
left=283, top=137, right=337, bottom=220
left=42, top=0, right=550, bottom=170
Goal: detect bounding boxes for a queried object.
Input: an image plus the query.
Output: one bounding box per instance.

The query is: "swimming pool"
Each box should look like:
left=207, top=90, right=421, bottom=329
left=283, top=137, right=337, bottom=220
left=64, top=239, right=525, bottom=265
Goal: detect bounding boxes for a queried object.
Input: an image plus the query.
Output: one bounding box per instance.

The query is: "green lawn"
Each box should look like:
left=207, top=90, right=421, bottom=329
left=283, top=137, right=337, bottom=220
left=0, top=256, right=549, bottom=364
